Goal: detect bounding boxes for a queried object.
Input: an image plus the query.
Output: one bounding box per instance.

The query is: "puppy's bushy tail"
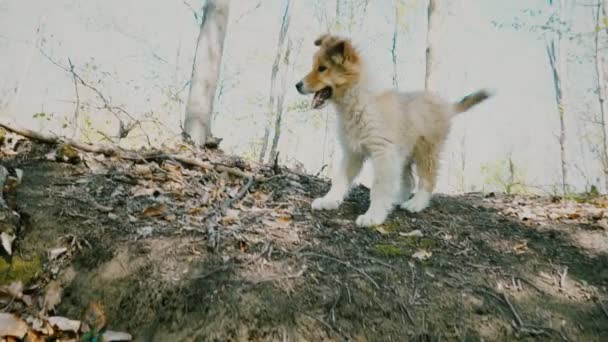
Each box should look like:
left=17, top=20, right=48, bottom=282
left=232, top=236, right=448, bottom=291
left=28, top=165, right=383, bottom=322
left=453, top=89, right=492, bottom=115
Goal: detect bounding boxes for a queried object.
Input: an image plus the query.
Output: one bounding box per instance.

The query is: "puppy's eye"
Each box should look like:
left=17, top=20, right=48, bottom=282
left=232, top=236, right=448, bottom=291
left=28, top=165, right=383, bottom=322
left=318, top=66, right=327, bottom=72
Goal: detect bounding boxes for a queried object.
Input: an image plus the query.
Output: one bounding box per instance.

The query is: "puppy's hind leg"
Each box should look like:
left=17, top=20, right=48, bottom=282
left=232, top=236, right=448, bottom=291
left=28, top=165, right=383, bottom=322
left=356, top=150, right=403, bottom=227
left=401, top=139, right=438, bottom=213
left=312, top=151, right=363, bottom=211
left=397, top=158, right=415, bottom=204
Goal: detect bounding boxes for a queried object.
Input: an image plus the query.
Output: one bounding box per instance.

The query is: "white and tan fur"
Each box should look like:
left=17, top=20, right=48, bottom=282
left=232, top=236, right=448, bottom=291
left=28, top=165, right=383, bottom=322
left=296, top=34, right=491, bottom=227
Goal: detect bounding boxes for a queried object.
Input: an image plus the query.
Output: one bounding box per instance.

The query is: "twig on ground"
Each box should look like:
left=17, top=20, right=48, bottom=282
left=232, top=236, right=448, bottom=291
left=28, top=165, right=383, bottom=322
left=298, top=310, right=347, bottom=342
left=503, top=293, right=524, bottom=328
left=503, top=273, right=547, bottom=296
left=359, top=255, right=395, bottom=269
left=474, top=287, right=506, bottom=306
left=191, top=264, right=232, bottom=279
left=315, top=164, right=328, bottom=177
left=594, top=291, right=608, bottom=319
left=0, top=119, right=265, bottom=182
left=0, top=119, right=118, bottom=156
left=68, top=58, right=80, bottom=139
left=397, top=301, right=416, bottom=325
left=301, top=252, right=380, bottom=289
left=221, top=175, right=255, bottom=213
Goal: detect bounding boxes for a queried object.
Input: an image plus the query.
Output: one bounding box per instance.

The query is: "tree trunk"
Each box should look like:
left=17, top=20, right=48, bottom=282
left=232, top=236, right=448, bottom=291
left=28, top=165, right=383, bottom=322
left=596, top=0, right=608, bottom=190
left=391, top=3, right=399, bottom=89
left=259, top=0, right=292, bottom=163
left=183, top=0, right=230, bottom=147
left=544, top=0, right=568, bottom=194
left=268, top=39, right=295, bottom=163
left=336, top=0, right=342, bottom=30
left=425, top=0, right=439, bottom=91
left=546, top=38, right=568, bottom=194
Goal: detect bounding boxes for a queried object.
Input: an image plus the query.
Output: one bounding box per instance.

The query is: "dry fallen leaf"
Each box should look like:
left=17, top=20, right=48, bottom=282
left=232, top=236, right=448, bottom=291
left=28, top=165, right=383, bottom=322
left=163, top=214, right=177, bottom=222
left=162, top=181, right=184, bottom=193
left=412, top=249, right=432, bottom=261
left=25, top=330, right=45, bottom=342
left=132, top=164, right=153, bottom=176
left=130, top=185, right=159, bottom=198
left=141, top=205, right=166, bottom=217
left=103, top=330, right=133, bottom=341
left=137, top=226, right=154, bottom=237
left=25, top=316, right=52, bottom=335
left=47, top=316, right=81, bottom=333
left=188, top=207, right=206, bottom=216
left=49, top=247, right=68, bottom=261
left=262, top=217, right=291, bottom=229
left=375, top=226, right=389, bottom=235
left=0, top=281, right=23, bottom=300
left=1, top=232, right=15, bottom=255
left=513, top=241, right=528, bottom=255
left=399, top=230, right=423, bottom=238
left=221, top=209, right=240, bottom=225
left=0, top=313, right=29, bottom=339
left=43, top=280, right=63, bottom=314
left=82, top=301, right=106, bottom=332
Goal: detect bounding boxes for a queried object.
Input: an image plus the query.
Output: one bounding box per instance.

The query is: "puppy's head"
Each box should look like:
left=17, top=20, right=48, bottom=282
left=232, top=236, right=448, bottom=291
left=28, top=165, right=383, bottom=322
left=295, top=34, right=361, bottom=109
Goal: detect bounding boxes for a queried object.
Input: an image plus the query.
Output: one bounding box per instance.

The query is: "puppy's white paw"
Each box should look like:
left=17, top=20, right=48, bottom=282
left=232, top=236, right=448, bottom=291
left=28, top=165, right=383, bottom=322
left=311, top=196, right=342, bottom=211
left=400, top=191, right=431, bottom=213
left=355, top=211, right=387, bottom=227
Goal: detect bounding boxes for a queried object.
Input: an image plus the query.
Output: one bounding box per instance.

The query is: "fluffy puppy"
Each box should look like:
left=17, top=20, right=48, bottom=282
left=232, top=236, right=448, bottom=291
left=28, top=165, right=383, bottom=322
left=296, top=34, right=490, bottom=227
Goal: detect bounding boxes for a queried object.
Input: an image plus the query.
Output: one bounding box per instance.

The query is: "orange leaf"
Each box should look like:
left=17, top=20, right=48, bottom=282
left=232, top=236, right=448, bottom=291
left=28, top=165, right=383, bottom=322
left=141, top=205, right=166, bottom=217
left=188, top=207, right=206, bottom=215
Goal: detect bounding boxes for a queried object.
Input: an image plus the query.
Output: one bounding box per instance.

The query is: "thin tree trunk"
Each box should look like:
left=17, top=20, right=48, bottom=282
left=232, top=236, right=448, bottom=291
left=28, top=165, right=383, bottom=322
left=183, top=0, right=230, bottom=147
left=336, top=0, right=342, bottom=30
left=458, top=130, right=466, bottom=192
left=544, top=0, right=568, bottom=194
left=391, top=3, right=399, bottom=89
left=361, top=0, right=371, bottom=17
left=546, top=39, right=568, bottom=194
left=268, top=39, right=294, bottom=163
left=596, top=0, right=608, bottom=190
left=259, top=0, right=292, bottom=163
left=425, top=0, right=439, bottom=91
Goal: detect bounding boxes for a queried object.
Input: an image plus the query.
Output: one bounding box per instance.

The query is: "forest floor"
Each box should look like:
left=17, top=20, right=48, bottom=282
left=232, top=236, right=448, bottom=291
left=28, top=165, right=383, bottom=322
left=0, top=131, right=607, bottom=341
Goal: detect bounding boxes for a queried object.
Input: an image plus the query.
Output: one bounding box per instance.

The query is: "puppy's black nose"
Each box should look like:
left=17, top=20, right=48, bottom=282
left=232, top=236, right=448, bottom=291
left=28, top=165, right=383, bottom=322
left=295, top=81, right=303, bottom=93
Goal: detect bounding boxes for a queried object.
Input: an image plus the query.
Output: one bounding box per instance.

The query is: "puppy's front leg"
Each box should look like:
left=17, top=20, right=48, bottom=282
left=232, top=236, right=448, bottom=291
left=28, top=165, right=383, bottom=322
left=312, top=151, right=363, bottom=211
left=356, top=151, right=403, bottom=227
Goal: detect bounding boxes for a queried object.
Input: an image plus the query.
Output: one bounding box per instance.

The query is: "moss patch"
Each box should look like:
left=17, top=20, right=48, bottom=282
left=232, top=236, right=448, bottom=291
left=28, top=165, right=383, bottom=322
left=0, top=255, right=42, bottom=285
left=379, top=221, right=403, bottom=233
left=398, top=236, right=436, bottom=250
left=372, top=244, right=405, bottom=257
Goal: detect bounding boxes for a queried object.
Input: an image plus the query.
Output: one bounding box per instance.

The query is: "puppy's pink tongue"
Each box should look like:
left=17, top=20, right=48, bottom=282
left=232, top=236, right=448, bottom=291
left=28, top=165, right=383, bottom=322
left=311, top=91, right=325, bottom=109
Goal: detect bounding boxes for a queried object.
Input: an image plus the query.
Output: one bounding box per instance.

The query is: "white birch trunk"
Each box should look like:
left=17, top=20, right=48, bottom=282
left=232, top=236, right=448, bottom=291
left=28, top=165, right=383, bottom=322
left=183, top=0, right=230, bottom=147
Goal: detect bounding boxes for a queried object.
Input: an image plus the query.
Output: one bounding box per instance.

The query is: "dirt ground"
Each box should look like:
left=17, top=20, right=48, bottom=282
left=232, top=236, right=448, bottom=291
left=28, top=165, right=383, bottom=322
left=1, top=139, right=608, bottom=341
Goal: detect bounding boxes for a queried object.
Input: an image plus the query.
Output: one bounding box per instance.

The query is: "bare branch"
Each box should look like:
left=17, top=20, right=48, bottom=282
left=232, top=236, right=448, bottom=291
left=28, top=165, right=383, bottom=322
left=182, top=0, right=200, bottom=21
left=38, top=49, right=153, bottom=144
left=235, top=0, right=262, bottom=23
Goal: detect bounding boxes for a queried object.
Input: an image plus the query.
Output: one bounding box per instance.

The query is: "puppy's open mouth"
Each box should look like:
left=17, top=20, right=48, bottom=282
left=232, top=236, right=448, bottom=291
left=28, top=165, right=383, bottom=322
left=312, top=87, right=333, bottom=109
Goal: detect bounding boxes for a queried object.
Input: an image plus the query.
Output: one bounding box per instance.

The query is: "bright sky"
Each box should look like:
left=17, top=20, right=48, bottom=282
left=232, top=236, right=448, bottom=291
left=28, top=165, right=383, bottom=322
left=0, top=0, right=602, bottom=194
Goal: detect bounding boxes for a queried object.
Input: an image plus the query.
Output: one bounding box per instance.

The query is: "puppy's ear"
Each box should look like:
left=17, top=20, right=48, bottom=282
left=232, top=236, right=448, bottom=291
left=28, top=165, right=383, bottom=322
left=314, top=34, right=329, bottom=46
left=326, top=40, right=346, bottom=64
